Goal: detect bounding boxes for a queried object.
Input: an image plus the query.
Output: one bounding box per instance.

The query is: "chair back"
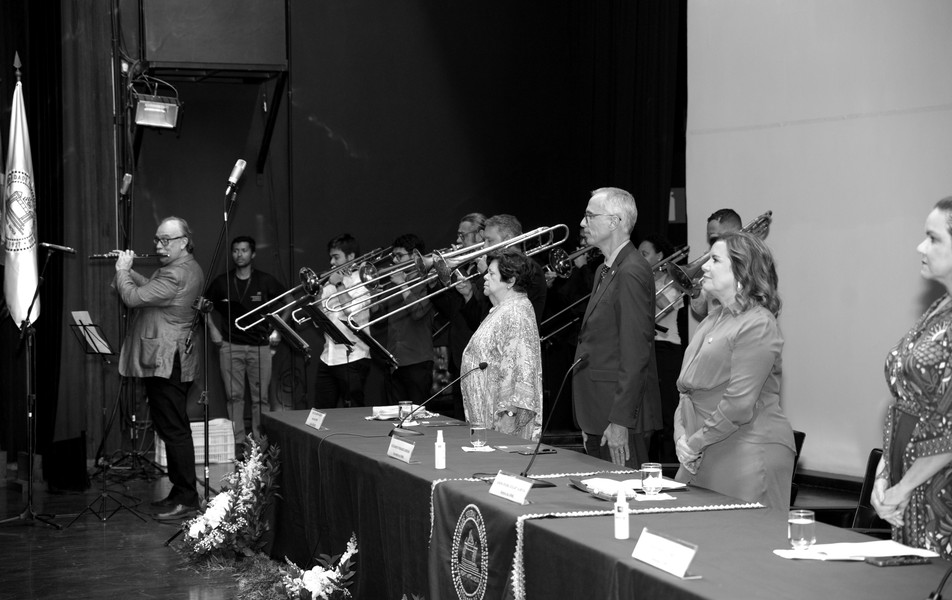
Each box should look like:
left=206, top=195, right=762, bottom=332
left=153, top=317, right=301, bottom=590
left=853, top=448, right=890, bottom=529
left=789, top=430, right=806, bottom=505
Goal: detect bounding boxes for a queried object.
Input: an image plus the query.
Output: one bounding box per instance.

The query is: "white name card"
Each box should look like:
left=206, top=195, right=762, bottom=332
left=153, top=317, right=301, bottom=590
left=387, top=436, right=416, bottom=464
left=488, top=470, right=533, bottom=505
left=305, top=409, right=326, bottom=430
left=631, top=527, right=700, bottom=579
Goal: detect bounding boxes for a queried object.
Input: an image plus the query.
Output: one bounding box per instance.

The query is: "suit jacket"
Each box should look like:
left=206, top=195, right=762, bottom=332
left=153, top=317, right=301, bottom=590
left=115, top=254, right=204, bottom=381
left=572, top=242, right=662, bottom=434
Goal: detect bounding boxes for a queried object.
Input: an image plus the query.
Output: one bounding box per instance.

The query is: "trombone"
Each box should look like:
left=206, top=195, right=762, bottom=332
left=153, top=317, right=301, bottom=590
left=235, top=266, right=325, bottom=331
left=234, top=246, right=391, bottom=331
left=343, top=224, right=571, bottom=332
left=547, top=245, right=598, bottom=278
left=664, top=210, right=773, bottom=298
left=538, top=243, right=691, bottom=340
left=316, top=243, right=473, bottom=319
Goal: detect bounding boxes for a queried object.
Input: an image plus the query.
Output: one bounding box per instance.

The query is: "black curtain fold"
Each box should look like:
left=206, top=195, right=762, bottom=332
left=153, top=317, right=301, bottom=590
left=0, top=1, right=65, bottom=464
left=1, top=0, right=685, bottom=472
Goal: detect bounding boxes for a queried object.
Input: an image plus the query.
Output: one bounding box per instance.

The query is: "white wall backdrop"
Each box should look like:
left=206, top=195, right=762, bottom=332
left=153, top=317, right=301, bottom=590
left=687, top=0, right=952, bottom=476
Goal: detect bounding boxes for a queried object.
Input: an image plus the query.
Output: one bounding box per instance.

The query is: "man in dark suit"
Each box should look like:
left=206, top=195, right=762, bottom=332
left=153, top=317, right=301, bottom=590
left=572, top=187, right=662, bottom=467
left=115, top=216, right=204, bottom=518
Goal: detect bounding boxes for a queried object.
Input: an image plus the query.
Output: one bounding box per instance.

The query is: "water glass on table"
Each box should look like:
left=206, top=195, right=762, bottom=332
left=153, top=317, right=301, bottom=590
left=640, top=462, right=663, bottom=495
left=788, top=509, right=816, bottom=550
left=470, top=424, right=488, bottom=448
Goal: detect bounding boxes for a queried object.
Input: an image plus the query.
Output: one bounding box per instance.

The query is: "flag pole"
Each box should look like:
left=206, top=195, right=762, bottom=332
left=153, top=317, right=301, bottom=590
left=0, top=53, right=60, bottom=529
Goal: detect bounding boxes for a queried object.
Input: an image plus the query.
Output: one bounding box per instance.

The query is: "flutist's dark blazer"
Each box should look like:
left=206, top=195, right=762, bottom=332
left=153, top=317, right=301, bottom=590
left=572, top=242, right=662, bottom=435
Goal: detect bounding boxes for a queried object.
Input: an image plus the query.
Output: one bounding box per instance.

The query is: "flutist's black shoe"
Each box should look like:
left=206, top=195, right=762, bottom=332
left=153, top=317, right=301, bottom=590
left=150, top=495, right=177, bottom=508
left=156, top=503, right=198, bottom=520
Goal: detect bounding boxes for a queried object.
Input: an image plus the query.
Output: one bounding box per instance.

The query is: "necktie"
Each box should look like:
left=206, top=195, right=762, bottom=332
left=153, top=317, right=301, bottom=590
left=594, top=264, right=610, bottom=293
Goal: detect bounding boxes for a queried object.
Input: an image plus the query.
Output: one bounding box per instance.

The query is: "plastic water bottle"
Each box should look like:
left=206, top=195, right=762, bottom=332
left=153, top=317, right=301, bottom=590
left=614, top=489, right=629, bottom=540
left=434, top=430, right=446, bottom=470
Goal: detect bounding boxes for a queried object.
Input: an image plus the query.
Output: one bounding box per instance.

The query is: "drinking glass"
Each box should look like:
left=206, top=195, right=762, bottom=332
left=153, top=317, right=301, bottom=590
left=640, top=462, right=663, bottom=495
left=470, top=425, right=488, bottom=448
left=398, top=401, right=412, bottom=420
left=788, top=509, right=816, bottom=550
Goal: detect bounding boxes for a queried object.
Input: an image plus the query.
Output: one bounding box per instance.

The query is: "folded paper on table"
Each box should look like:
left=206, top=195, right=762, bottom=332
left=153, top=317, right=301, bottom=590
left=634, top=492, right=676, bottom=502
left=462, top=446, right=495, bottom=452
left=579, top=476, right=687, bottom=499
left=370, top=405, right=423, bottom=420
left=773, top=540, right=939, bottom=561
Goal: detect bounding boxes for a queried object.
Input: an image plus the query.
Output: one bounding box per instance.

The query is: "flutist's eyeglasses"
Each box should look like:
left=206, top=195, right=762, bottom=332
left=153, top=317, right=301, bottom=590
left=153, top=235, right=185, bottom=247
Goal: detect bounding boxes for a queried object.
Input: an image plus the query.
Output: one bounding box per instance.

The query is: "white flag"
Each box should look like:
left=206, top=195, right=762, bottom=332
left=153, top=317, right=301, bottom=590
left=2, top=81, right=39, bottom=325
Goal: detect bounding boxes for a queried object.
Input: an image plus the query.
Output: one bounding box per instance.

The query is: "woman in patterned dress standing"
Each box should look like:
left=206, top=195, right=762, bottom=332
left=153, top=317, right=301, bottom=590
left=873, top=198, right=952, bottom=558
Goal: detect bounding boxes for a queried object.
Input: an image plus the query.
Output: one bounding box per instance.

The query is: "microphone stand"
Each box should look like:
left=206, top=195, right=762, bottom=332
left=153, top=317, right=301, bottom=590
left=186, top=169, right=244, bottom=499
left=499, top=354, right=586, bottom=489
left=0, top=250, right=60, bottom=529
left=390, top=362, right=488, bottom=437
left=165, top=167, right=243, bottom=546
left=929, top=562, right=952, bottom=600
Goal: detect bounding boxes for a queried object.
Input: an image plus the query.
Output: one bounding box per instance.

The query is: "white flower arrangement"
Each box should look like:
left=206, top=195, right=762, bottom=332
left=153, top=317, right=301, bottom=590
left=181, top=435, right=280, bottom=561
left=281, top=533, right=358, bottom=600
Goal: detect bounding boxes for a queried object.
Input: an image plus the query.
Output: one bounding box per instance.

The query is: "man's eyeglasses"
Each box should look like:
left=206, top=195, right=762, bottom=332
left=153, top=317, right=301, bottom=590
left=153, top=235, right=185, bottom=247
left=583, top=212, right=617, bottom=223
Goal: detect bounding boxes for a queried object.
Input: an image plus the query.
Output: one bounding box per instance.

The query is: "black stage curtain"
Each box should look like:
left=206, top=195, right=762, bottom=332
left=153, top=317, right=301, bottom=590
left=1, top=0, right=683, bottom=470
left=0, top=2, right=65, bottom=464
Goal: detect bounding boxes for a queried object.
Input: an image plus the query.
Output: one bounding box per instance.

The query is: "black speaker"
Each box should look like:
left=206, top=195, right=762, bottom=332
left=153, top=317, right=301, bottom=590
left=142, top=0, right=287, bottom=70
left=43, top=433, right=90, bottom=492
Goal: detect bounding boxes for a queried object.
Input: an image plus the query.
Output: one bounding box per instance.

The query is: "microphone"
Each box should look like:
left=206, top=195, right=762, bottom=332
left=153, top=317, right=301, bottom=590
left=224, top=159, right=247, bottom=195
left=517, top=353, right=588, bottom=486
left=119, top=173, right=132, bottom=196
left=389, top=361, right=488, bottom=437
left=39, top=242, right=76, bottom=254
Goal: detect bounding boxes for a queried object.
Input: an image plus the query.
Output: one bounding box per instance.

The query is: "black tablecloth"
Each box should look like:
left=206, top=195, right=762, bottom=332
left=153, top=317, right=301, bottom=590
left=263, top=409, right=951, bottom=600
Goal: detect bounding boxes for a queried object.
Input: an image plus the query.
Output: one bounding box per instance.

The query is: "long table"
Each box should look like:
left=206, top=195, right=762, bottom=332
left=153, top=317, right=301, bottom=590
left=263, top=409, right=950, bottom=599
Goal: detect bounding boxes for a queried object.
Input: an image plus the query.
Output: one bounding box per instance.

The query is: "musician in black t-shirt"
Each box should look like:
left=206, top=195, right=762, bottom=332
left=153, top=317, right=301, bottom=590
left=206, top=236, right=286, bottom=446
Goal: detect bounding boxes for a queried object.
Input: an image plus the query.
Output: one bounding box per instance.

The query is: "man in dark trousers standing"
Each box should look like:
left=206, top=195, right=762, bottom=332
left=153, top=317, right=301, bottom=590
left=572, top=188, right=662, bottom=468
left=115, top=216, right=203, bottom=519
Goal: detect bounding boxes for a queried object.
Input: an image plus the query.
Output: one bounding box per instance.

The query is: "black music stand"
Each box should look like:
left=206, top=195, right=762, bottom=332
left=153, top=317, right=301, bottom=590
left=265, top=313, right=312, bottom=362
left=350, top=323, right=399, bottom=369
left=298, top=303, right=355, bottom=348
left=65, top=318, right=146, bottom=526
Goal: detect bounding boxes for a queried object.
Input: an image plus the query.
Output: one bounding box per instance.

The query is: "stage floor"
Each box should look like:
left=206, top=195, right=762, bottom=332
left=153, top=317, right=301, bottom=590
left=0, top=451, right=236, bottom=600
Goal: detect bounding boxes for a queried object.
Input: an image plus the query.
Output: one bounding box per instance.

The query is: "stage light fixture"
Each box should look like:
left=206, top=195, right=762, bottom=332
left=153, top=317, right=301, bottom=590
left=133, top=92, right=181, bottom=129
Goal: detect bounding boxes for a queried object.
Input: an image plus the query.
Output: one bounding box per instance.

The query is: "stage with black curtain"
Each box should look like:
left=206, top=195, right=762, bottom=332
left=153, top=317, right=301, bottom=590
left=0, top=0, right=685, bottom=485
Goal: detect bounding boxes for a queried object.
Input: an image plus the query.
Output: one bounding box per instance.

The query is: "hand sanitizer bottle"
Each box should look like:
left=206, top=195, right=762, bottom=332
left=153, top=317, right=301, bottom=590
left=614, top=489, right=629, bottom=540
left=434, top=430, right=446, bottom=469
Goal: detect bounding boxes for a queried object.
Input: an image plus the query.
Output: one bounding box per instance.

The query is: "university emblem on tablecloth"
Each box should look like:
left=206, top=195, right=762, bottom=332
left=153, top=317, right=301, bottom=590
left=451, top=503, right=488, bottom=600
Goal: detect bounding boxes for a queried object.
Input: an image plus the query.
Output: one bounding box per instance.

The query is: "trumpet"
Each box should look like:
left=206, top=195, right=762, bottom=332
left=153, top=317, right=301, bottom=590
left=342, top=224, right=570, bottom=331
left=88, top=252, right=161, bottom=260
left=664, top=210, right=773, bottom=298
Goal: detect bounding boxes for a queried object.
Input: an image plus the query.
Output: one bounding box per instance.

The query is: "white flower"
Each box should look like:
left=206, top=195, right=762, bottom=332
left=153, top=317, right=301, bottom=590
left=205, top=491, right=233, bottom=528
left=187, top=519, right=206, bottom=539
left=301, top=567, right=336, bottom=597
